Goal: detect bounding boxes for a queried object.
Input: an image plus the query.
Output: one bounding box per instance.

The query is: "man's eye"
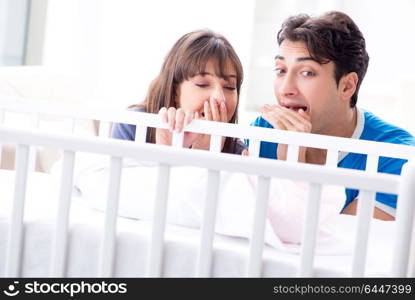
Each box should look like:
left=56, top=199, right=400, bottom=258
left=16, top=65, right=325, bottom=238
left=301, top=70, right=315, bottom=77
left=274, top=68, right=285, bottom=75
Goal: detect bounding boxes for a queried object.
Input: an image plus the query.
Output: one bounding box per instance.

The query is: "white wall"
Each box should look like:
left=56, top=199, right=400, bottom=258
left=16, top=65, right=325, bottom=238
left=42, top=0, right=255, bottom=110
left=40, top=0, right=415, bottom=132
left=246, top=0, right=415, bottom=131
left=0, top=0, right=29, bottom=66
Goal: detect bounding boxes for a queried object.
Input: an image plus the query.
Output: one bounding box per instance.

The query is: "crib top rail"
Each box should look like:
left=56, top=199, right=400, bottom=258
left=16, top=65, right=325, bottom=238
left=0, top=125, right=400, bottom=194
left=1, top=96, right=415, bottom=161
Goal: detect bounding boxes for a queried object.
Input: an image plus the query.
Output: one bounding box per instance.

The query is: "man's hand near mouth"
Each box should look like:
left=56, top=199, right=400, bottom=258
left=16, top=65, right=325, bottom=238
left=260, top=104, right=312, bottom=163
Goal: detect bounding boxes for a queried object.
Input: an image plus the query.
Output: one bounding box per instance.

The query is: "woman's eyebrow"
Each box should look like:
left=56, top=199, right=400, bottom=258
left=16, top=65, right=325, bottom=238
left=199, top=72, right=237, bottom=79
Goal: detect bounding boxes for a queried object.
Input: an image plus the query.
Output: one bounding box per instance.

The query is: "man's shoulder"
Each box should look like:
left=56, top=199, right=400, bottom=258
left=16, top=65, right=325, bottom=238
left=361, top=110, right=415, bottom=146
left=251, top=116, right=274, bottom=128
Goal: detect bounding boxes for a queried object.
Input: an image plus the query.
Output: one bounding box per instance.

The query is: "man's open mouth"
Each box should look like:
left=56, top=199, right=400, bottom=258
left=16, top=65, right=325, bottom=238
left=282, top=105, right=308, bottom=113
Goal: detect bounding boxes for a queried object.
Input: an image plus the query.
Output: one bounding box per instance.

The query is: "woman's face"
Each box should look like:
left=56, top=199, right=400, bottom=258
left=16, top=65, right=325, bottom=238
left=175, top=59, right=238, bottom=122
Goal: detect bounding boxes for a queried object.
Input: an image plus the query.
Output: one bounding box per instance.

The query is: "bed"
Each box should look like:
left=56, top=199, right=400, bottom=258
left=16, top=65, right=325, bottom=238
left=1, top=97, right=415, bottom=278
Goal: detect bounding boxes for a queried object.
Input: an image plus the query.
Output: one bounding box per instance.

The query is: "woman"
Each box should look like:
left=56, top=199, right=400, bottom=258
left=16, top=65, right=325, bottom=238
left=112, top=29, right=247, bottom=154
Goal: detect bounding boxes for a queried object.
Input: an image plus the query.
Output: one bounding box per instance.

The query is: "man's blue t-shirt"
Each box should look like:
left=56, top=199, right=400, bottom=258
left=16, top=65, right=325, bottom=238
left=250, top=109, right=415, bottom=211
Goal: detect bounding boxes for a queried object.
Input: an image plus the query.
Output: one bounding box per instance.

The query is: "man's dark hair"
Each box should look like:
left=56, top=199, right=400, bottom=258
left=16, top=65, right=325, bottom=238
left=277, top=11, right=369, bottom=107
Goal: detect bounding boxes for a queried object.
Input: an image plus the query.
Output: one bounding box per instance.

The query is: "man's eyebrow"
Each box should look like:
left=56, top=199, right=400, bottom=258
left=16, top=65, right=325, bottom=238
left=274, top=55, right=320, bottom=64
left=200, top=72, right=237, bottom=79
left=296, top=57, right=319, bottom=63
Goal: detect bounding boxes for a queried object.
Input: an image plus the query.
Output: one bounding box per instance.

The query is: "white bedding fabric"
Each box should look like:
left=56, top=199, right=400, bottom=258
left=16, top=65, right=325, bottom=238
left=0, top=168, right=396, bottom=277
left=67, top=153, right=351, bottom=254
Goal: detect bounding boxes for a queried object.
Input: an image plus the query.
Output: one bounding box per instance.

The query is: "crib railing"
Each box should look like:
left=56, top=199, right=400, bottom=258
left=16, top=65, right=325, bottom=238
left=2, top=96, right=415, bottom=160
left=1, top=125, right=415, bottom=278
left=2, top=96, right=415, bottom=277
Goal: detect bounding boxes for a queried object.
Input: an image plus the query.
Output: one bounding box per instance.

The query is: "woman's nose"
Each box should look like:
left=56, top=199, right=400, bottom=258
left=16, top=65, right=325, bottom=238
left=211, top=87, right=225, bottom=102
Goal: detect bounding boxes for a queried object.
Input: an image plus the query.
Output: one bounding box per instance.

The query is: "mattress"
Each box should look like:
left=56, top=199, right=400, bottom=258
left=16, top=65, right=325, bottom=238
left=0, top=169, right=396, bottom=277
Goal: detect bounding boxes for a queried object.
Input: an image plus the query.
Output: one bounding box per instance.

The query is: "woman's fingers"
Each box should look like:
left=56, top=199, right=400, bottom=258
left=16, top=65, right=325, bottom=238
left=209, top=97, right=220, bottom=121
left=167, top=107, right=176, bottom=132
left=184, top=109, right=194, bottom=126
left=219, top=101, right=227, bottom=123
left=204, top=101, right=212, bottom=121
left=158, top=107, right=168, bottom=123
left=174, top=108, right=185, bottom=133
left=176, top=109, right=194, bottom=133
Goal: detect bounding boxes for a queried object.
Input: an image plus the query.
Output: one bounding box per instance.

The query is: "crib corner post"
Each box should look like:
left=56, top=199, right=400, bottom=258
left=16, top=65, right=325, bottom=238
left=393, top=162, right=415, bottom=277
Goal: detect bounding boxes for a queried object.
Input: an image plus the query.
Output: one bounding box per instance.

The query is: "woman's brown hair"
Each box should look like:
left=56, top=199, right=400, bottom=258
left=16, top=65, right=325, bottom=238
left=131, top=29, right=243, bottom=153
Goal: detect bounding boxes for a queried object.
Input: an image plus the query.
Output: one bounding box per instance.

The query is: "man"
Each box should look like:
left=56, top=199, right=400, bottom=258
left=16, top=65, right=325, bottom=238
left=251, top=11, right=415, bottom=221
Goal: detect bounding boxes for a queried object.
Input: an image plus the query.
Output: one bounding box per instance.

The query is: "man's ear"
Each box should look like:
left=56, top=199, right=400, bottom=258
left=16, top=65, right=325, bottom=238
left=339, top=72, right=358, bottom=103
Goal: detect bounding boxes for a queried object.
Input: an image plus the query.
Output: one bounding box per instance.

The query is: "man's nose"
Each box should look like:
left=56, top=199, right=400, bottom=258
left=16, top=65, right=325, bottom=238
left=277, top=74, right=298, bottom=97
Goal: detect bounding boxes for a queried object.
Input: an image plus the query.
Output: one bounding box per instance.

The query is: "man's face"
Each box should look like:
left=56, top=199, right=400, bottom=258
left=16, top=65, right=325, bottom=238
left=274, top=40, right=343, bottom=134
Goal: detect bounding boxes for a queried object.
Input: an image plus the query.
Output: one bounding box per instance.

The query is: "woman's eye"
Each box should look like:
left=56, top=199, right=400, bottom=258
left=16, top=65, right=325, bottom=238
left=301, top=70, right=315, bottom=77
left=195, top=83, right=209, bottom=88
left=225, top=86, right=236, bottom=91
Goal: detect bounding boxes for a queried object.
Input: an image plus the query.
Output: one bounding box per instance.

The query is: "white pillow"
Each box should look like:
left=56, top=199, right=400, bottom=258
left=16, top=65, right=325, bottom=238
left=60, top=153, right=350, bottom=254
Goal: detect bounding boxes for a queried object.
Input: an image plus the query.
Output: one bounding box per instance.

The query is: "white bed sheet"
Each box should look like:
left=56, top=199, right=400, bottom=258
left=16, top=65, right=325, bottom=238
left=0, top=169, right=396, bottom=277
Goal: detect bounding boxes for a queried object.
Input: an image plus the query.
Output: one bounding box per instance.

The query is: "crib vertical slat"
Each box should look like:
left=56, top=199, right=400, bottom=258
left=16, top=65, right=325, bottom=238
left=99, top=121, right=111, bottom=138
left=63, top=118, right=75, bottom=134
left=98, top=156, right=123, bottom=277
left=0, top=110, right=4, bottom=167
left=325, top=150, right=338, bottom=167
left=247, top=176, right=270, bottom=277
left=147, top=163, right=171, bottom=277
left=135, top=125, right=147, bottom=143
left=392, top=162, right=415, bottom=276
left=286, top=145, right=299, bottom=162
left=299, top=183, right=322, bottom=277
left=350, top=154, right=378, bottom=276
left=248, top=140, right=260, bottom=158
left=28, top=112, right=39, bottom=171
left=209, top=135, right=222, bottom=152
left=366, top=155, right=379, bottom=172
left=172, top=132, right=184, bottom=148
left=196, top=170, right=220, bottom=277
left=30, top=112, right=40, bottom=129
left=5, top=144, right=30, bottom=277
left=351, top=189, right=375, bottom=277
left=49, top=150, right=75, bottom=277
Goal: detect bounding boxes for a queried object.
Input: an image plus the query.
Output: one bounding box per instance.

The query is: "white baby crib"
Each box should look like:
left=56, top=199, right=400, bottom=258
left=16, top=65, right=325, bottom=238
left=1, top=96, right=415, bottom=278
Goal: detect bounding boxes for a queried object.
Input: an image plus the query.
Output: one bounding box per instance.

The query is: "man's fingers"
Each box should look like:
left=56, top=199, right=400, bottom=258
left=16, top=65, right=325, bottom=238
left=298, top=108, right=311, bottom=121
left=261, top=105, right=311, bottom=132
left=241, top=149, right=249, bottom=156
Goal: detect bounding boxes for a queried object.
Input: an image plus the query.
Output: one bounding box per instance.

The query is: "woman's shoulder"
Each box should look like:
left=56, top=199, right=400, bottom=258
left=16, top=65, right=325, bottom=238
left=127, top=106, right=146, bottom=113
left=111, top=105, right=146, bottom=140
